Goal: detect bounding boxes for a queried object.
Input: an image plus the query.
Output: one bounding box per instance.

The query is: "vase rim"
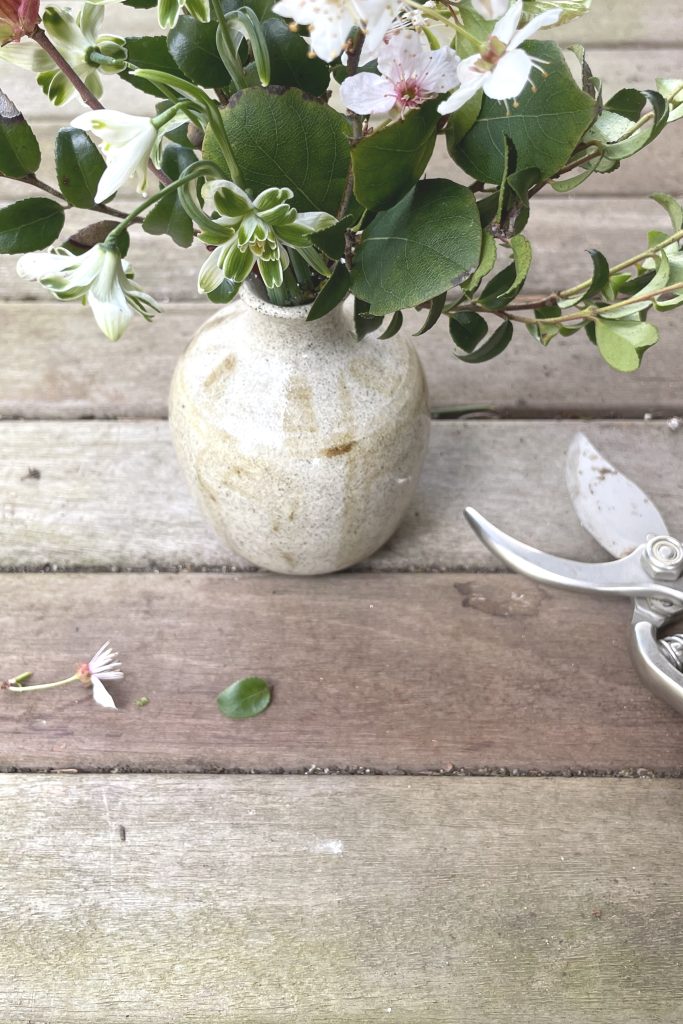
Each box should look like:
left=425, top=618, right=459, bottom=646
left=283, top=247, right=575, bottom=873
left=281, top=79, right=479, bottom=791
left=241, top=282, right=314, bottom=321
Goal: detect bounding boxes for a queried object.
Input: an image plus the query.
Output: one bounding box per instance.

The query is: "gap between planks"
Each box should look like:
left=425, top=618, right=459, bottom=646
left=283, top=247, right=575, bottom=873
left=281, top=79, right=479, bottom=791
left=1, top=571, right=683, bottom=774
left=1, top=775, right=682, bottom=1023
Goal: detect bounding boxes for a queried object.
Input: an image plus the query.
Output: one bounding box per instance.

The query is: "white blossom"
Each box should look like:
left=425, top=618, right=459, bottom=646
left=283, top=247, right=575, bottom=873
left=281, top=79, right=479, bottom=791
left=197, top=181, right=335, bottom=293
left=341, top=29, right=460, bottom=116
left=0, top=4, right=125, bottom=106
left=71, top=109, right=161, bottom=203
left=438, top=0, right=561, bottom=115
left=17, top=243, right=160, bottom=341
left=79, top=642, right=124, bottom=709
left=272, top=0, right=399, bottom=63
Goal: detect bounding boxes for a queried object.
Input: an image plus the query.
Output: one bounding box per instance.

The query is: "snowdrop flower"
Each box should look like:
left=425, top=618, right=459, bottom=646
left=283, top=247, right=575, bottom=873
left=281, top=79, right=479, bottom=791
left=76, top=642, right=124, bottom=709
left=197, top=181, right=336, bottom=293
left=17, top=243, right=160, bottom=341
left=71, top=110, right=162, bottom=203
left=341, top=29, right=460, bottom=116
left=437, top=0, right=562, bottom=115
left=272, top=0, right=399, bottom=63
left=471, top=0, right=510, bottom=20
left=0, top=4, right=126, bottom=106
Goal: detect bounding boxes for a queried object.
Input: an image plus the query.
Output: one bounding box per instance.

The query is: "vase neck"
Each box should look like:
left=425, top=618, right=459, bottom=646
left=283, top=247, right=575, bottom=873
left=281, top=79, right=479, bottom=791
left=238, top=287, right=350, bottom=351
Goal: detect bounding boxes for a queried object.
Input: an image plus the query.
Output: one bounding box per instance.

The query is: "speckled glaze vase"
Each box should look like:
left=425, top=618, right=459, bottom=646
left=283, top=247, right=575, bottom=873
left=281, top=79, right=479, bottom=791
left=169, top=287, right=430, bottom=575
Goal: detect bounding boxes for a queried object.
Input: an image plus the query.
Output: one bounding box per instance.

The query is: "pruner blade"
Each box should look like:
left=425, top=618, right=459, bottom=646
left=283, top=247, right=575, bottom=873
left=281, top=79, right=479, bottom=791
left=464, top=507, right=683, bottom=605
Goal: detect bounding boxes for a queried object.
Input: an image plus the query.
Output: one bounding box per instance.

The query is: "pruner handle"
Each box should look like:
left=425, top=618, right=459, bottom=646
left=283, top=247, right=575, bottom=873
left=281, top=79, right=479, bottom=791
left=630, top=607, right=683, bottom=716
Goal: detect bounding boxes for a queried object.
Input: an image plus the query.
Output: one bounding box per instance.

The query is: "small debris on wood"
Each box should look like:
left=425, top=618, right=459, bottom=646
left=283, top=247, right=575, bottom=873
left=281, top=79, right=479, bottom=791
left=135, top=697, right=150, bottom=708
left=21, top=467, right=41, bottom=481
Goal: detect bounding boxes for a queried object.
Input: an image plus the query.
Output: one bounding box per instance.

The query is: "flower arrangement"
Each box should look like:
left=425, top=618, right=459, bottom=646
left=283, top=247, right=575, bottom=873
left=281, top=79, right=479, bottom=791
left=1, top=0, right=682, bottom=371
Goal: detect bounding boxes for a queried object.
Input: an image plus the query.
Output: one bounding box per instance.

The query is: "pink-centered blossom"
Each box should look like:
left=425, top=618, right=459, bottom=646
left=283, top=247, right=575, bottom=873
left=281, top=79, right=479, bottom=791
left=437, top=0, right=562, bottom=115
left=340, top=29, right=460, bottom=116
left=0, top=0, right=39, bottom=43
left=76, top=642, right=124, bottom=709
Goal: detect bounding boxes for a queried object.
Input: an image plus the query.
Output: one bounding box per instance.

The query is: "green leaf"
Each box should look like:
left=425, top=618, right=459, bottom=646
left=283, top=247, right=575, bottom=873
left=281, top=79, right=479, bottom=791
left=478, top=236, right=531, bottom=310
left=207, top=277, right=240, bottom=303
left=350, top=179, right=482, bottom=315
left=559, top=247, right=609, bottom=306
left=522, top=0, right=592, bottom=25
left=445, top=91, right=483, bottom=153
left=448, top=311, right=488, bottom=353
left=378, top=310, right=403, bottom=339
left=413, top=291, right=446, bottom=337
left=651, top=192, right=683, bottom=233
left=0, top=90, right=40, bottom=178
left=595, top=318, right=659, bottom=372
left=605, top=88, right=646, bottom=122
left=463, top=230, right=497, bottom=295
left=204, top=87, right=351, bottom=214
left=122, top=36, right=185, bottom=97
left=354, top=298, right=383, bottom=340
left=603, top=90, right=668, bottom=161
left=352, top=102, right=439, bottom=211
left=168, top=16, right=228, bottom=87
left=656, top=78, right=683, bottom=123
left=0, top=197, right=64, bottom=254
left=307, top=262, right=350, bottom=321
left=309, top=213, right=354, bottom=261
left=143, top=144, right=196, bottom=247
left=456, top=319, right=513, bottom=364
left=260, top=18, right=329, bottom=95
left=55, top=127, right=106, bottom=209
left=452, top=42, right=596, bottom=184
left=217, top=676, right=271, bottom=719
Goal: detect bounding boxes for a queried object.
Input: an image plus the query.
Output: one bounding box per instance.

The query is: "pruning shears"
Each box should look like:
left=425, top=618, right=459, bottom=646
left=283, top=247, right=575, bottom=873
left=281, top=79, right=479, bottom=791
left=465, top=433, right=683, bottom=715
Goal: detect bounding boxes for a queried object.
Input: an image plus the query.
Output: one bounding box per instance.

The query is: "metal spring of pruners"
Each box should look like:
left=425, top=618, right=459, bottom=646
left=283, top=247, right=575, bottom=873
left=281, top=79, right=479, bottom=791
left=465, top=433, right=683, bottom=716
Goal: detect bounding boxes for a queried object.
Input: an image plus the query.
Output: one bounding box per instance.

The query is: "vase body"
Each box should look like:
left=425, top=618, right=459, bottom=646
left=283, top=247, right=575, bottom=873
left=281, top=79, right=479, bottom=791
left=169, top=288, right=430, bottom=575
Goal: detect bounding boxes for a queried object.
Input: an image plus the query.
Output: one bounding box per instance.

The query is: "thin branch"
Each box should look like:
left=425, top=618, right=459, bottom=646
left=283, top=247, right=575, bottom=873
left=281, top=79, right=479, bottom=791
left=17, top=173, right=144, bottom=224
left=337, top=30, right=365, bottom=223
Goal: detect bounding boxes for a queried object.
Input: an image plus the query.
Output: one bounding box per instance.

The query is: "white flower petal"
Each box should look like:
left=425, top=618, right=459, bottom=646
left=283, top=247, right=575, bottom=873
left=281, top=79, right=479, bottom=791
left=471, top=0, right=510, bottom=19
left=197, top=246, right=227, bottom=295
left=376, top=28, right=426, bottom=82
left=308, top=11, right=356, bottom=62
left=340, top=71, right=396, bottom=114
left=91, top=676, right=117, bottom=709
left=419, top=47, right=461, bottom=94
left=492, top=0, right=523, bottom=44
left=437, top=75, right=487, bottom=115
left=484, top=47, right=533, bottom=100
left=509, top=6, right=562, bottom=47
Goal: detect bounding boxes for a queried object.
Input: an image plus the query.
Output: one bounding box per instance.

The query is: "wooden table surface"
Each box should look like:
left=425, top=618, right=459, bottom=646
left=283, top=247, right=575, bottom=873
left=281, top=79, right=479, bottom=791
left=1, top=3, right=682, bottom=1020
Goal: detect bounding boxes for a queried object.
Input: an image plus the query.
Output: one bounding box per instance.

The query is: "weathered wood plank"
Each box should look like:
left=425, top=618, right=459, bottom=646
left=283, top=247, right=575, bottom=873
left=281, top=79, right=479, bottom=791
left=0, top=302, right=681, bottom=420
left=0, top=419, right=680, bottom=571
left=1, top=196, right=679, bottom=302
left=2, top=573, right=683, bottom=771
left=1, top=776, right=682, bottom=1022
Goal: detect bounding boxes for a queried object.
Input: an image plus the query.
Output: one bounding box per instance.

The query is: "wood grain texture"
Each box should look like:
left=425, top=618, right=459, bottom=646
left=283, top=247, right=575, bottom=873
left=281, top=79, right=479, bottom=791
left=2, top=573, right=683, bottom=771
left=1, top=775, right=682, bottom=1022
left=0, top=419, right=681, bottom=572
left=1, top=303, right=681, bottom=420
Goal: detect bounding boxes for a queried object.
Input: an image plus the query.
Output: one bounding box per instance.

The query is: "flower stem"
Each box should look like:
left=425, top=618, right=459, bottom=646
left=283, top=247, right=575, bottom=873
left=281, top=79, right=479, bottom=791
left=106, top=164, right=214, bottom=240
left=5, top=673, right=78, bottom=693
left=14, top=173, right=143, bottom=224
left=338, top=30, right=365, bottom=221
